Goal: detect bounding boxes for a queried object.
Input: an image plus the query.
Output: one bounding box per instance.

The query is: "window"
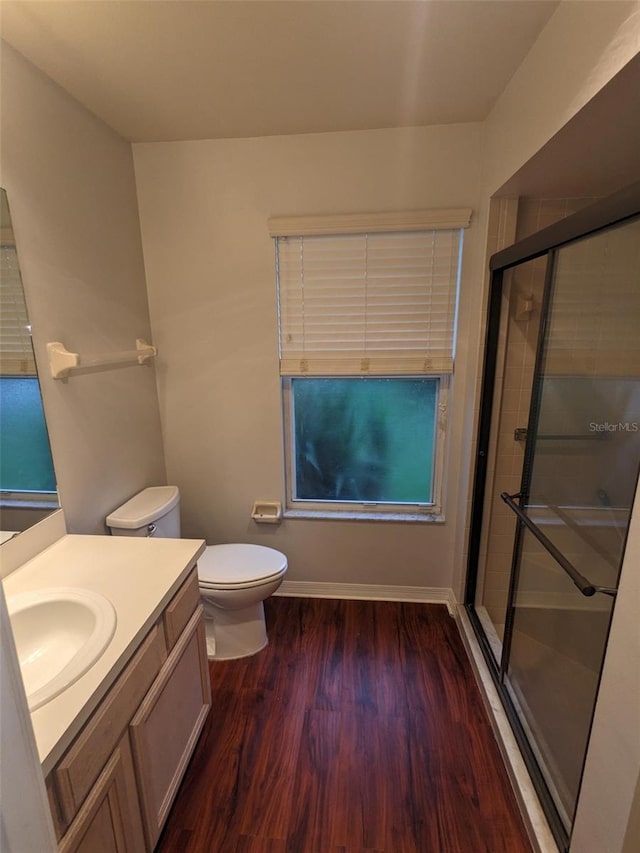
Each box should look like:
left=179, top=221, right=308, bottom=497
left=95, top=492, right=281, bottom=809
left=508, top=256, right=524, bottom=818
left=0, top=376, right=56, bottom=493
left=271, top=208, right=470, bottom=519
left=1, top=241, right=56, bottom=497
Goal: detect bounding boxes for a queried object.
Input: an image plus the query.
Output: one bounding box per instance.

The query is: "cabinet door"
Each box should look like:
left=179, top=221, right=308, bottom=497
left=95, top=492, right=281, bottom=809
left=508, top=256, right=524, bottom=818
left=54, top=623, right=166, bottom=825
left=58, top=736, right=145, bottom=853
left=130, top=605, right=211, bottom=849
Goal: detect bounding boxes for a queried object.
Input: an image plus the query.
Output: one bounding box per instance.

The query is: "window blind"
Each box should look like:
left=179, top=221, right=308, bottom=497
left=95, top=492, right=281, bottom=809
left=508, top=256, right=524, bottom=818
left=0, top=244, right=36, bottom=375
left=276, top=228, right=463, bottom=376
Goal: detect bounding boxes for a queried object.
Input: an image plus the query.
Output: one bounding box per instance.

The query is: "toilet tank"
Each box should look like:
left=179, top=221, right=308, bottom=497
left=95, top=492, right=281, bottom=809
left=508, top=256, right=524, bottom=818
left=106, top=486, right=181, bottom=538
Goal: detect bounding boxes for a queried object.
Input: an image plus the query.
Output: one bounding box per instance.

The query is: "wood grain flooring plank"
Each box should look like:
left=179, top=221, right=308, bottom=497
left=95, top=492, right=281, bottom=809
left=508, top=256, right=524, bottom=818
left=332, top=708, right=417, bottom=851
left=234, top=689, right=306, bottom=839
left=286, top=708, right=343, bottom=853
left=157, top=598, right=532, bottom=853
left=328, top=848, right=386, bottom=853
left=302, top=598, right=348, bottom=712
left=226, top=835, right=288, bottom=852
left=340, top=600, right=408, bottom=717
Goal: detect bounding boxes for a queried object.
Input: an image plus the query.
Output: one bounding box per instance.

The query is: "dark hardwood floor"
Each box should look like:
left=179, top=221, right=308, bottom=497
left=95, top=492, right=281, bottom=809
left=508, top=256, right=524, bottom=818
left=157, top=598, right=532, bottom=853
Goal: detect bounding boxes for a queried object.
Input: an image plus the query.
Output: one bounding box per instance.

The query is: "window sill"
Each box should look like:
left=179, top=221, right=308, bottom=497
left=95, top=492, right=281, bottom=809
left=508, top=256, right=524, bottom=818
left=1, top=496, right=59, bottom=511
left=283, top=508, right=444, bottom=523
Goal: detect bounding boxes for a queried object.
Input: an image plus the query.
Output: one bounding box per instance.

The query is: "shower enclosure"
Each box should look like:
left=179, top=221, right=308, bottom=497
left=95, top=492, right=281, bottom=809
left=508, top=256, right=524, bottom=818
left=466, top=185, right=640, bottom=851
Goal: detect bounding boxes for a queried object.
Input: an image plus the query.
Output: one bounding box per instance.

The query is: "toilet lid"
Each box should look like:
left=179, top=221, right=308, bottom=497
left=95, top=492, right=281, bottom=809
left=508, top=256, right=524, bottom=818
left=197, top=544, right=287, bottom=587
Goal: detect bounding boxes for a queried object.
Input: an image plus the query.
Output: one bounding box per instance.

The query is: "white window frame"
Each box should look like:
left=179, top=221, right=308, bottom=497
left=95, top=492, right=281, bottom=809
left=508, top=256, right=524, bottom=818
left=271, top=208, right=470, bottom=522
left=281, top=374, right=449, bottom=521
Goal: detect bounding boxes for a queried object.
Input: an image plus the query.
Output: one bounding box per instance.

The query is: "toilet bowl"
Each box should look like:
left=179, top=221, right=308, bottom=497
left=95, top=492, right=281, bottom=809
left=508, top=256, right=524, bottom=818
left=106, top=487, right=287, bottom=660
left=198, top=544, right=287, bottom=659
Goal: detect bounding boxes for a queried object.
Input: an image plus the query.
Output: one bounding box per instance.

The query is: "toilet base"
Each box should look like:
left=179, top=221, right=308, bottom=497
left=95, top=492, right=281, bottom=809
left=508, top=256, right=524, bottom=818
left=202, top=599, right=268, bottom=660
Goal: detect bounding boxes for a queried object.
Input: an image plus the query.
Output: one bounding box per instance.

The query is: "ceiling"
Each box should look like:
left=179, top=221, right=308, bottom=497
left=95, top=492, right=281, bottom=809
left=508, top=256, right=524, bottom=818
left=0, top=0, right=558, bottom=142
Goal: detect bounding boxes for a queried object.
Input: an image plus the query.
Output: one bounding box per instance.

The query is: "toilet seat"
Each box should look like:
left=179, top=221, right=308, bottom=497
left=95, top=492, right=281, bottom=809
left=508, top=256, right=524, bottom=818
left=197, top=544, right=287, bottom=589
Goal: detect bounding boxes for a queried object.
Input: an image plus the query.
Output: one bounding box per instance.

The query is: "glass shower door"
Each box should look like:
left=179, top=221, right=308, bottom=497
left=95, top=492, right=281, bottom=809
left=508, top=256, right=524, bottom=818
left=501, top=216, right=640, bottom=831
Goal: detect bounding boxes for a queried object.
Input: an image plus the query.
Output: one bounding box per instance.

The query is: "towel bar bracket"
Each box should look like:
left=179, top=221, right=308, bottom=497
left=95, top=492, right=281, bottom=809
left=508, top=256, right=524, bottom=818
left=47, top=339, right=157, bottom=380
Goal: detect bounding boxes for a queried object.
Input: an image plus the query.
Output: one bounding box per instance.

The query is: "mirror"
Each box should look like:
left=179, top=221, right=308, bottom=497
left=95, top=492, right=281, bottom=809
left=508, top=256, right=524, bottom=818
left=0, top=188, right=59, bottom=540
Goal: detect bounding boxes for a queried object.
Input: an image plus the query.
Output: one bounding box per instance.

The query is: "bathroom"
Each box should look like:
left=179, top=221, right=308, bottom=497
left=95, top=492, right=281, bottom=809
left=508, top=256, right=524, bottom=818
left=1, top=2, right=639, bottom=851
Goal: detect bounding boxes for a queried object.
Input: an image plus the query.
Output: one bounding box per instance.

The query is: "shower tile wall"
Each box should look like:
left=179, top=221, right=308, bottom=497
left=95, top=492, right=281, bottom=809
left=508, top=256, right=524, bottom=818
left=478, top=198, right=598, bottom=635
left=527, top=213, right=640, bottom=595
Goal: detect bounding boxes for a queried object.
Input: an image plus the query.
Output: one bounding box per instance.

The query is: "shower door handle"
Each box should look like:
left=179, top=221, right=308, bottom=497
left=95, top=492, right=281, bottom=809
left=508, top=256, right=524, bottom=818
left=500, top=492, right=617, bottom=598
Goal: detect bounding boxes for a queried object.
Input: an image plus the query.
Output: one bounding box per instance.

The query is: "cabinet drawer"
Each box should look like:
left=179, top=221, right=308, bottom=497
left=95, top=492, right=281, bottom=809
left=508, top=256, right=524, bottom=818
left=131, top=606, right=211, bottom=849
left=54, top=622, right=167, bottom=825
left=163, top=568, right=200, bottom=649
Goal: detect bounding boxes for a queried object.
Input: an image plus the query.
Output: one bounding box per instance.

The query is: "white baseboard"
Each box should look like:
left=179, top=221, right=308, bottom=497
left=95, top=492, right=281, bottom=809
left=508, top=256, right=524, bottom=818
left=274, top=580, right=456, bottom=615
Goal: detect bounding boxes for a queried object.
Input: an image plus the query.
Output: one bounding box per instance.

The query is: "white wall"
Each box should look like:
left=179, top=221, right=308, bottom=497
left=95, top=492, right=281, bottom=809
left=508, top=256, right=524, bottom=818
left=0, top=43, right=167, bottom=533
left=133, top=124, right=483, bottom=589
left=482, top=0, right=640, bottom=196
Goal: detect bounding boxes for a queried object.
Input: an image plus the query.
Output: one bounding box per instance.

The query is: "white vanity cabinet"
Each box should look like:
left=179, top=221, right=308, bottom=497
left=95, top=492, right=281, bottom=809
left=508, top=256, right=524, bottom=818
left=46, top=569, right=210, bottom=851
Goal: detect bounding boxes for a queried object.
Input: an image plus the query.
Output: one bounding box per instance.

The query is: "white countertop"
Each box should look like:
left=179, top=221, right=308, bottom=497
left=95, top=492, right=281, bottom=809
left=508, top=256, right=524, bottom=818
left=2, top=533, right=206, bottom=776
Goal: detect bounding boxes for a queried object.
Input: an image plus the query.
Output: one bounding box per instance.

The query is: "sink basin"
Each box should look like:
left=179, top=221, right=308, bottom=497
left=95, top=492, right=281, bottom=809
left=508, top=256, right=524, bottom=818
left=7, top=588, right=117, bottom=711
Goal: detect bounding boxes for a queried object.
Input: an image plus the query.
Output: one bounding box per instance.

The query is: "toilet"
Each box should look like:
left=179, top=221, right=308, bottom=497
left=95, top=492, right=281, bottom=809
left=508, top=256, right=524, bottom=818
left=106, top=486, right=287, bottom=660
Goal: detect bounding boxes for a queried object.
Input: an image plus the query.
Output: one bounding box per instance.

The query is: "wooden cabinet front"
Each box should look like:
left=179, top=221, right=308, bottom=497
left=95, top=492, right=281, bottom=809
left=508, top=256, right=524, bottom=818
left=54, top=624, right=166, bottom=826
left=47, top=569, right=211, bottom=851
left=57, top=736, right=145, bottom=853
left=130, top=605, right=211, bottom=849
